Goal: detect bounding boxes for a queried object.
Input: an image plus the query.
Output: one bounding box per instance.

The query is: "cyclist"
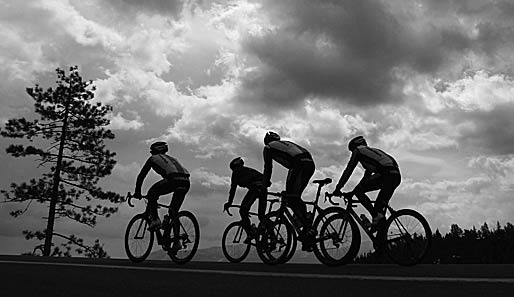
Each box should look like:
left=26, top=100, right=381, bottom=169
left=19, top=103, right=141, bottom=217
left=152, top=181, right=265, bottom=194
left=330, top=136, right=401, bottom=230
left=224, top=157, right=266, bottom=243
left=262, top=131, right=315, bottom=246
left=134, top=141, right=190, bottom=253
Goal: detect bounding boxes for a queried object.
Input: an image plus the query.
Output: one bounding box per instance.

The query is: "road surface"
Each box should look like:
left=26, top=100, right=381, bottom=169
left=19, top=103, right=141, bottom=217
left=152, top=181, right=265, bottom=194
left=1, top=255, right=513, bottom=297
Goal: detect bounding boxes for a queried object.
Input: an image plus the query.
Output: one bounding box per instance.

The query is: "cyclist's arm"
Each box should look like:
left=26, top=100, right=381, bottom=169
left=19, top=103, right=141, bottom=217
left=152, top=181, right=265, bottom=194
left=334, top=151, right=358, bottom=192
left=227, top=174, right=237, bottom=204
left=135, top=159, right=152, bottom=195
left=262, top=146, right=273, bottom=186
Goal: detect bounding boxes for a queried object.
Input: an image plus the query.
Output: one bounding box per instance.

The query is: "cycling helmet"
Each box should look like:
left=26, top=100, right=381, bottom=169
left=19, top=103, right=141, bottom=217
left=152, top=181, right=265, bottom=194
left=348, top=136, right=367, bottom=151
left=229, top=157, right=244, bottom=170
left=264, top=131, right=280, bottom=145
left=150, top=141, right=168, bottom=154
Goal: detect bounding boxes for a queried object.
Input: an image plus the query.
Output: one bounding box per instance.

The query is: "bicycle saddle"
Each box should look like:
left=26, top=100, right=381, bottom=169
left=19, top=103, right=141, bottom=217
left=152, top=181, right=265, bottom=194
left=312, top=178, right=332, bottom=185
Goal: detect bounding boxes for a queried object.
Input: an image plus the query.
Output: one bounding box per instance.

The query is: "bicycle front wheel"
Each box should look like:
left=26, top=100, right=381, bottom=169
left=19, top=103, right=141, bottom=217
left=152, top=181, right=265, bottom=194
left=222, top=221, right=251, bottom=263
left=317, top=211, right=360, bottom=266
left=168, top=211, right=200, bottom=264
left=383, top=209, right=432, bottom=266
left=256, top=212, right=295, bottom=265
left=125, top=213, right=154, bottom=263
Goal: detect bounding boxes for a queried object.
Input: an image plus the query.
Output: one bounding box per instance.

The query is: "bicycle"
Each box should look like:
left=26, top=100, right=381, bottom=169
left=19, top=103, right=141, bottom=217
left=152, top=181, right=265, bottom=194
left=322, top=190, right=432, bottom=266
left=256, top=178, right=350, bottom=265
left=124, top=192, right=200, bottom=264
left=221, top=197, right=280, bottom=263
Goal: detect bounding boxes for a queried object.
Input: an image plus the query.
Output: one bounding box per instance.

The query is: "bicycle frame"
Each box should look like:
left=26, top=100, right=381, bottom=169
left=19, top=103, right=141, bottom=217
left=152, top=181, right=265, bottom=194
left=268, top=178, right=336, bottom=236
left=225, top=198, right=280, bottom=247
left=127, top=193, right=184, bottom=247
left=327, top=191, right=395, bottom=244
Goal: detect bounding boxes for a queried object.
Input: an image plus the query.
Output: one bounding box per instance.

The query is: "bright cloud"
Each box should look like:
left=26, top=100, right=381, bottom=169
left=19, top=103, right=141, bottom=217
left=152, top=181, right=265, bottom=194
left=108, top=113, right=144, bottom=130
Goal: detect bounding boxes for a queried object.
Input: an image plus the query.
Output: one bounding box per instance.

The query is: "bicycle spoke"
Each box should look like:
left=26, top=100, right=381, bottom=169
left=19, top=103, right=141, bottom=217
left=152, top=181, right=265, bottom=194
left=316, top=213, right=360, bottom=266
left=168, top=211, right=200, bottom=264
left=384, top=209, right=431, bottom=266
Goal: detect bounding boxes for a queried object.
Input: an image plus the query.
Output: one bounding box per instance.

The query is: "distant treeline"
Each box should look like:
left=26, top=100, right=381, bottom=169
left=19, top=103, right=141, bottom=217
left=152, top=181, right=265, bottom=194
left=356, top=221, right=514, bottom=264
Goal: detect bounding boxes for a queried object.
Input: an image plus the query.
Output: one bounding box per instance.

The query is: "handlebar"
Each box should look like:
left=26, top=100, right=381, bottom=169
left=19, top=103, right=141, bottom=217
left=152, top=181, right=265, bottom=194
left=324, top=191, right=354, bottom=206
left=126, top=192, right=146, bottom=208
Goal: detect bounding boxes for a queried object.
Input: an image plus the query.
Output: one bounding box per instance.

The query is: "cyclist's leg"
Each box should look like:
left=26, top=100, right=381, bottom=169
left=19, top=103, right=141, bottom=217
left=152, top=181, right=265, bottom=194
left=354, top=174, right=384, bottom=217
left=168, top=179, right=190, bottom=252
left=147, top=179, right=174, bottom=222
left=240, top=188, right=258, bottom=231
left=285, top=167, right=308, bottom=226
left=298, top=160, right=315, bottom=226
left=374, top=173, right=401, bottom=216
left=256, top=186, right=267, bottom=221
left=169, top=179, right=190, bottom=219
left=298, top=160, right=315, bottom=196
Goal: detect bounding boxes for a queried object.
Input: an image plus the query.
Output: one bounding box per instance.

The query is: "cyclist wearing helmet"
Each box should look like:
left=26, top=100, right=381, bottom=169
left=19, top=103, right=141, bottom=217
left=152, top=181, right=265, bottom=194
left=263, top=131, right=315, bottom=240
left=224, top=157, right=266, bottom=242
left=330, top=136, right=401, bottom=229
left=134, top=142, right=190, bottom=239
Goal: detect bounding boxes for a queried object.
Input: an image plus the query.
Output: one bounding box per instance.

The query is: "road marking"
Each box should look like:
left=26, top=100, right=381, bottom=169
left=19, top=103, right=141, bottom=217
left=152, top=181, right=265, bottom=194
left=1, top=260, right=514, bottom=284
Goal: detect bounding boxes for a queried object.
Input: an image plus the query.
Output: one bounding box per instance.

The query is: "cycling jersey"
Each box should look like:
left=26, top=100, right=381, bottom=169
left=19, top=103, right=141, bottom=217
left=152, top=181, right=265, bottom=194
left=336, top=145, right=399, bottom=191
left=228, top=166, right=264, bottom=203
left=263, top=140, right=312, bottom=183
left=145, top=154, right=189, bottom=178
left=135, top=154, right=190, bottom=194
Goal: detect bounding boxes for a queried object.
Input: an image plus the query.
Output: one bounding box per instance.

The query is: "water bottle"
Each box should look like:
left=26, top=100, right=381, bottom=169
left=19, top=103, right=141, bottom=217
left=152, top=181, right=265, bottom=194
left=360, top=214, right=371, bottom=229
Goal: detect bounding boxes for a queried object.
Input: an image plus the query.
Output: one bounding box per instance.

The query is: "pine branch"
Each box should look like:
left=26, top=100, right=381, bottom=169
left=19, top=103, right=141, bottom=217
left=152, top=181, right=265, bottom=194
left=60, top=179, right=94, bottom=193
left=43, top=153, right=98, bottom=165
left=51, top=233, right=100, bottom=256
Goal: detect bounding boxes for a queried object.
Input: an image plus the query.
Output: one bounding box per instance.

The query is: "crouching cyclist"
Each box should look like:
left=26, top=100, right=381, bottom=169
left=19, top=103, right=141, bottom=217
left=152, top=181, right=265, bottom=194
left=134, top=141, right=190, bottom=253
left=330, top=136, right=401, bottom=231
left=224, top=157, right=266, bottom=243
left=262, top=131, right=316, bottom=250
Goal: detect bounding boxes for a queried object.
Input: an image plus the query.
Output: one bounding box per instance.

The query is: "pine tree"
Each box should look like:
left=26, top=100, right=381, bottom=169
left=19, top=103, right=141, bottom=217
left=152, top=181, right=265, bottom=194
left=1, top=66, right=123, bottom=257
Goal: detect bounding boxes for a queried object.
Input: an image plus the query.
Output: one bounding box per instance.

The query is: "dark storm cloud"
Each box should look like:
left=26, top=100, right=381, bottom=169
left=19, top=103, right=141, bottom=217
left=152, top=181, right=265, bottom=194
left=106, top=0, right=184, bottom=17
left=239, top=0, right=511, bottom=108
left=423, top=0, right=514, bottom=73
left=457, top=104, right=514, bottom=155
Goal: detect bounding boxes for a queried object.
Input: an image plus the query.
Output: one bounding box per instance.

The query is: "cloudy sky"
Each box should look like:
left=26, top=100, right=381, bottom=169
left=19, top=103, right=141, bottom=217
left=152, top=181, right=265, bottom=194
left=1, top=0, right=514, bottom=258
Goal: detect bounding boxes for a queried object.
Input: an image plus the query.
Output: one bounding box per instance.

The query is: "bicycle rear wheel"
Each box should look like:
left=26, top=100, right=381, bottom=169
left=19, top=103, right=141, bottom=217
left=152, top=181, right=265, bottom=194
left=125, top=213, right=154, bottom=263
left=383, top=209, right=432, bottom=266
left=256, top=212, right=295, bottom=265
left=317, top=211, right=360, bottom=266
left=167, top=211, right=200, bottom=264
left=222, top=221, right=251, bottom=263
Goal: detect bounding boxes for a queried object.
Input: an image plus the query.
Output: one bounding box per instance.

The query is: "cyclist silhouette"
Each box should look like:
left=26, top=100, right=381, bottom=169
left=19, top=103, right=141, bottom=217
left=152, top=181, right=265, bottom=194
left=224, top=157, right=266, bottom=242
left=262, top=131, right=316, bottom=242
left=134, top=141, right=190, bottom=253
left=330, top=136, right=401, bottom=229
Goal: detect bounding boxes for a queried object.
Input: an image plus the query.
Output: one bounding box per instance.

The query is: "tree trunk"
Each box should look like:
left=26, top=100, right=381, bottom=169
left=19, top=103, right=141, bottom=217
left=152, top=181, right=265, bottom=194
left=43, top=102, right=70, bottom=256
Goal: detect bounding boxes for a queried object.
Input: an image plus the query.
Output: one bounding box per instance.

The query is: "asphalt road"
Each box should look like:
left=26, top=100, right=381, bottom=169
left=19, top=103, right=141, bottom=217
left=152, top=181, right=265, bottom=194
left=1, top=255, right=513, bottom=297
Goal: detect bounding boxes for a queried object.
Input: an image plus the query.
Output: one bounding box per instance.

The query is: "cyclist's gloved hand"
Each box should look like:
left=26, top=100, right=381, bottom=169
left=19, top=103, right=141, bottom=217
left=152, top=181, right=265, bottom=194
left=223, top=202, right=231, bottom=212
left=133, top=191, right=142, bottom=199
